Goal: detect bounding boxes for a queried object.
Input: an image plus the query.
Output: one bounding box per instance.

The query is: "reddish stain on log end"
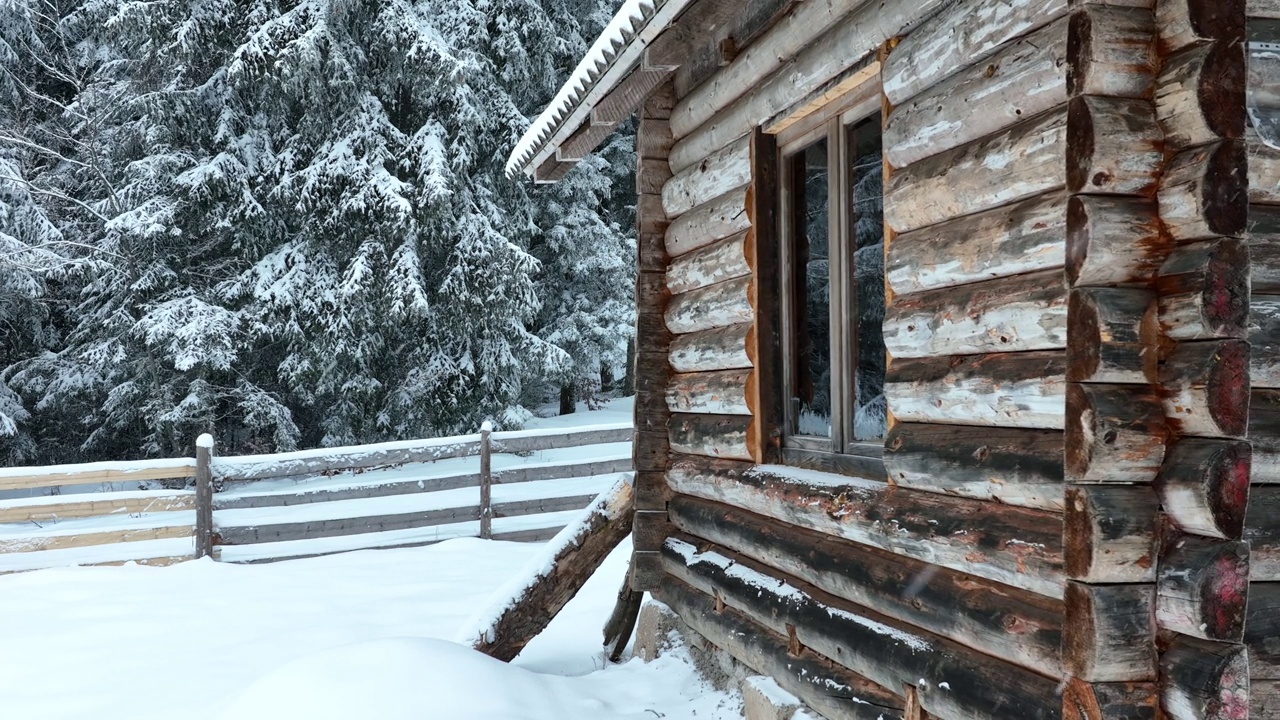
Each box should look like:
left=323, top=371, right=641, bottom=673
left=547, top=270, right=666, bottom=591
left=1206, top=553, right=1249, bottom=638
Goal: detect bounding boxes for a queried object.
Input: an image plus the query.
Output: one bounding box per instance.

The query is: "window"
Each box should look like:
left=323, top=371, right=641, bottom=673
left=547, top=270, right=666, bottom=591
left=778, top=115, right=885, bottom=470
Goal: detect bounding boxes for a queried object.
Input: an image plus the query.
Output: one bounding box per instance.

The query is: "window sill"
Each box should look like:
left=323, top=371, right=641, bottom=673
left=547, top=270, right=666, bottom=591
left=779, top=445, right=886, bottom=483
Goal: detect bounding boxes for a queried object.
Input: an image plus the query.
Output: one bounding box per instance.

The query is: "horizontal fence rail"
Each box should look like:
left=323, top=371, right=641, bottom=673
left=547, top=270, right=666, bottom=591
left=0, top=422, right=634, bottom=572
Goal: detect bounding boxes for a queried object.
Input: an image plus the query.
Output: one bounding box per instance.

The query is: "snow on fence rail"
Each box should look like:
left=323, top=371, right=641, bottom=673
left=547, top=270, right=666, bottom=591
left=0, top=423, right=634, bottom=572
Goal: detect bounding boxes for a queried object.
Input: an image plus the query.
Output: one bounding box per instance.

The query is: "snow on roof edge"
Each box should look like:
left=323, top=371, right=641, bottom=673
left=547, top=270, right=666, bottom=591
left=504, top=0, right=677, bottom=180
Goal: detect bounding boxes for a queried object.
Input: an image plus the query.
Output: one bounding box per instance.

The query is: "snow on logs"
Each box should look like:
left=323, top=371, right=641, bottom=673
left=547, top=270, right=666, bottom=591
left=664, top=231, right=749, bottom=295
left=660, top=137, right=749, bottom=219
left=665, top=457, right=1065, bottom=598
left=663, top=186, right=749, bottom=259
left=666, top=495, right=1066, bottom=677
left=658, top=537, right=1063, bottom=720
left=664, top=369, right=751, bottom=415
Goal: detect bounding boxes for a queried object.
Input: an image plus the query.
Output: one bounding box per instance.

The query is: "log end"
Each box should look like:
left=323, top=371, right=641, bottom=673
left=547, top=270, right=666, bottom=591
left=1201, top=41, right=1246, bottom=142
left=1203, top=141, right=1249, bottom=240
left=1158, top=537, right=1250, bottom=641
left=1159, top=637, right=1250, bottom=720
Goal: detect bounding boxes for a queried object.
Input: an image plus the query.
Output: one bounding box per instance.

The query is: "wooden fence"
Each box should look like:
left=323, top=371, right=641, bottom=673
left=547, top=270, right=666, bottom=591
left=0, top=423, right=633, bottom=572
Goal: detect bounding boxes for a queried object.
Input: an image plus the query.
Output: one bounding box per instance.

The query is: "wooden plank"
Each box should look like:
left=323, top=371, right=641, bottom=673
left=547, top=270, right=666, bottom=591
left=665, top=230, right=749, bottom=295
left=653, top=577, right=906, bottom=720
left=1253, top=0, right=1280, bottom=18
left=668, top=323, right=752, bottom=373
left=661, top=537, right=1064, bottom=720
left=1066, top=288, right=1159, bottom=384
left=195, top=437, right=213, bottom=558
left=884, top=109, right=1068, bottom=235
left=0, top=492, right=195, bottom=523
left=883, top=270, right=1068, bottom=359
left=215, top=505, right=479, bottom=545
left=886, top=351, right=1067, bottom=430
left=776, top=447, right=884, bottom=484
left=887, top=191, right=1067, bottom=296
left=664, top=275, right=753, bottom=334
left=1156, top=238, right=1251, bottom=340
left=1065, top=485, right=1160, bottom=583
left=665, top=369, right=751, bottom=415
left=668, top=495, right=1066, bottom=677
left=1067, top=195, right=1166, bottom=287
left=1252, top=295, right=1280, bottom=388
left=1160, top=339, right=1251, bottom=439
left=1156, top=535, right=1249, bottom=641
left=1251, top=130, right=1280, bottom=206
left=746, top=128, right=781, bottom=464
left=1159, top=141, right=1249, bottom=242
left=491, top=493, right=598, bottom=519
left=489, top=526, right=563, bottom=543
left=0, top=523, right=193, bottom=554
left=882, top=0, right=1069, bottom=105
left=1159, top=636, right=1250, bottom=720
left=667, top=413, right=751, bottom=460
left=883, top=423, right=1065, bottom=511
left=664, top=186, right=749, bottom=259
left=215, top=472, right=483, bottom=510
left=592, top=66, right=673, bottom=125
left=1064, top=582, right=1157, bottom=682
left=661, top=136, right=750, bottom=218
left=0, top=460, right=195, bottom=492
left=1245, top=582, right=1280, bottom=679
left=1155, top=41, right=1246, bottom=152
left=1156, top=439, right=1251, bottom=540
left=666, top=457, right=1065, bottom=598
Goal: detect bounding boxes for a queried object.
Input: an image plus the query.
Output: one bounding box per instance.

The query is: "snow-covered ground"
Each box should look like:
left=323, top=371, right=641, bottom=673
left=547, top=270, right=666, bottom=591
left=0, top=537, right=741, bottom=719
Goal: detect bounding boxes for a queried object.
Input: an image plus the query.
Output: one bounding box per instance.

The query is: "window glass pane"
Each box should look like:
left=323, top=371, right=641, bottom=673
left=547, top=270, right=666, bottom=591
left=793, top=139, right=831, bottom=437
left=850, top=122, right=885, bottom=441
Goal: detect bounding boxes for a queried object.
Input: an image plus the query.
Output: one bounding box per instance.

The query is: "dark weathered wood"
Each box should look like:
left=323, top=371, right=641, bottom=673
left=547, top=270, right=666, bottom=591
left=1066, top=195, right=1166, bottom=287
left=1156, top=535, right=1250, bottom=641
left=631, top=508, right=671, bottom=552
left=1065, top=383, right=1168, bottom=484
left=602, top=568, right=643, bottom=662
left=491, top=493, right=600, bottom=519
left=195, top=437, right=213, bottom=559
left=661, top=537, right=1064, bottom=720
left=636, top=272, right=673, bottom=348
left=468, top=476, right=633, bottom=662
left=666, top=457, right=1065, bottom=597
left=881, top=0, right=1070, bottom=105
left=1245, top=582, right=1280, bottom=679
left=777, top=447, right=885, bottom=483
left=1251, top=295, right=1280, bottom=388
left=884, top=109, right=1067, bottom=234
left=1156, top=238, right=1251, bottom=341
left=664, top=275, right=753, bottom=334
left=1067, top=95, right=1163, bottom=196
left=1065, top=485, right=1160, bottom=583
left=668, top=323, right=752, bottom=373
left=1156, top=0, right=1246, bottom=53
left=667, top=413, right=751, bottom=460
left=664, top=186, right=749, bottom=259
left=887, top=191, right=1067, bottom=296
left=665, top=231, right=749, bottom=295
left=883, top=270, right=1068, bottom=359
left=1158, top=636, right=1250, bottom=720
left=1158, top=141, right=1249, bottom=242
left=1254, top=680, right=1280, bottom=719
left=746, top=128, right=781, bottom=465
left=1062, top=679, right=1159, bottom=720
left=886, top=351, right=1067, bottom=430
left=1245, top=487, right=1280, bottom=580
left=667, top=495, right=1066, bottom=676
left=665, top=369, right=751, bottom=415
left=654, top=577, right=906, bottom=720
left=1064, top=582, right=1157, bottom=682
left=1254, top=389, right=1280, bottom=483
left=1251, top=130, right=1280, bottom=206
left=1160, top=339, right=1251, bottom=439
left=1249, top=206, right=1280, bottom=292
left=1066, top=288, right=1159, bottom=384
left=489, top=526, right=563, bottom=543
left=1155, top=41, right=1246, bottom=152
left=884, top=423, right=1065, bottom=511
left=592, top=66, right=673, bottom=125
left=479, top=424, right=492, bottom=539
left=1156, top=439, right=1251, bottom=540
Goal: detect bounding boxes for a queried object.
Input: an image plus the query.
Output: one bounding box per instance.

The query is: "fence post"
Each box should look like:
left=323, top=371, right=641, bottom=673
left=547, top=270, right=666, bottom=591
left=194, top=434, right=215, bottom=559
left=479, top=421, right=493, bottom=539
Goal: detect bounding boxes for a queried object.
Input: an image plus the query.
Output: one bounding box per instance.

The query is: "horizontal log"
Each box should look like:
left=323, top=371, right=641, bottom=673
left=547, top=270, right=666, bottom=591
left=664, top=186, right=749, bottom=259
left=1063, top=679, right=1160, bottom=720
left=1156, top=0, right=1246, bottom=54
left=1160, top=339, right=1251, bottom=439
left=1250, top=206, right=1280, bottom=292
left=884, top=109, right=1067, bottom=234
left=1065, top=384, right=1167, bottom=485
left=665, top=369, right=751, bottom=415
left=1155, top=41, right=1246, bottom=152
left=664, top=276, right=753, bottom=335
left=665, top=231, right=749, bottom=295
left=1066, top=195, right=1166, bottom=287
left=1159, top=636, right=1250, bottom=720
left=667, top=413, right=751, bottom=460
left=0, top=492, right=194, bottom=523
left=1250, top=129, right=1280, bottom=205
left=1064, top=582, right=1157, bottom=683
left=886, top=351, right=1067, bottom=430
left=883, top=423, right=1065, bottom=511
left=0, top=460, right=195, bottom=492
left=216, top=505, right=478, bottom=545
left=1067, top=95, right=1163, bottom=196
left=668, top=323, right=752, bottom=373
left=881, top=0, right=1069, bottom=105
left=667, top=494, right=1065, bottom=676
left=0, top=523, right=193, bottom=554
left=1245, top=582, right=1280, bottom=679
left=883, top=270, right=1068, bottom=359
left=491, top=493, right=596, bottom=519
left=1156, top=439, right=1251, bottom=540
left=1156, top=238, right=1251, bottom=340
left=1156, top=535, right=1249, bottom=641
left=1254, top=389, right=1280, bottom=483
left=1245, top=487, right=1280, bottom=580
left=654, top=578, right=906, bottom=720
left=1252, top=295, right=1280, bottom=388
left=1066, top=287, right=1158, bottom=384
left=661, top=136, right=750, bottom=218
left=666, top=456, right=1065, bottom=597
left=1158, top=141, right=1249, bottom=242
left=1065, top=485, right=1160, bottom=583
left=661, top=537, right=1064, bottom=720
left=887, top=191, right=1067, bottom=296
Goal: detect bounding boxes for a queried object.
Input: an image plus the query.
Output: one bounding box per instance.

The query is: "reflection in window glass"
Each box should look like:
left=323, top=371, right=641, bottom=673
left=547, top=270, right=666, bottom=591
left=794, top=139, right=830, bottom=437
left=850, top=122, right=885, bottom=441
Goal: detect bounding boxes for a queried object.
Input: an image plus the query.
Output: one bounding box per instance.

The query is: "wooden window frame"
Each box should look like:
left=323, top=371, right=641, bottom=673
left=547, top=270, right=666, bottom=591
left=772, top=94, right=885, bottom=481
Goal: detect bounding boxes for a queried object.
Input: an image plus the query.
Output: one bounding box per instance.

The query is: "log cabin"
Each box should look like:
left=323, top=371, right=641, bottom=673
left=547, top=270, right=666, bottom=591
left=504, top=1, right=1280, bottom=718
